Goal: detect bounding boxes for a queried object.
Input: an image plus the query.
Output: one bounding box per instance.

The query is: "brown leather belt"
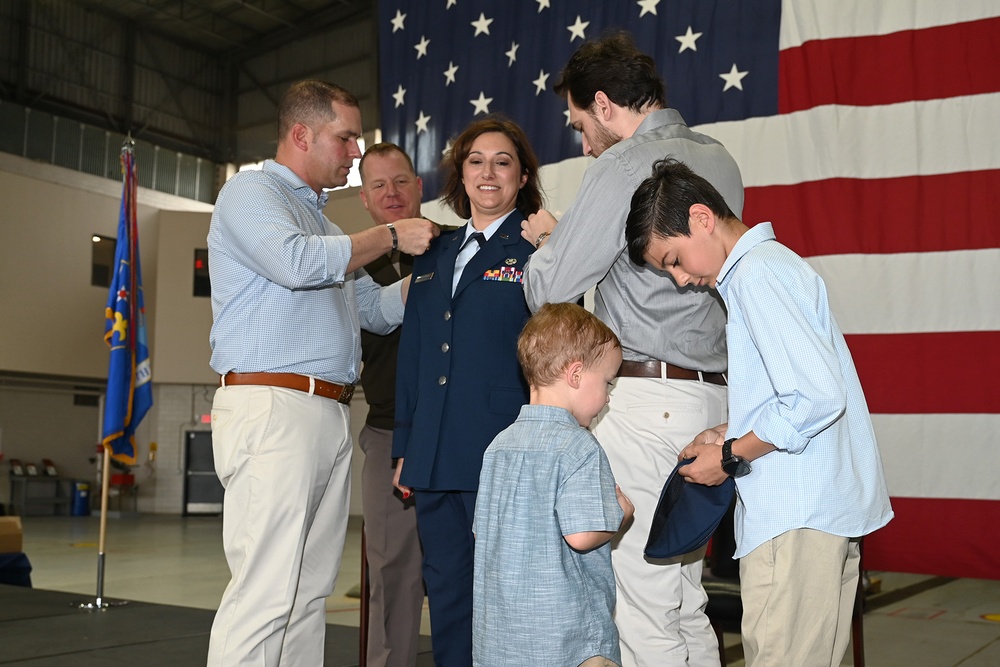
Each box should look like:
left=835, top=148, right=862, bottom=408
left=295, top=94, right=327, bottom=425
left=617, top=360, right=727, bottom=387
left=220, top=372, right=355, bottom=405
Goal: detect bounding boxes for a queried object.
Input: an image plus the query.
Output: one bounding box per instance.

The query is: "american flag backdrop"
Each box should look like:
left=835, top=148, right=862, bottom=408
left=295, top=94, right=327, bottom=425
left=378, top=1, right=1000, bottom=579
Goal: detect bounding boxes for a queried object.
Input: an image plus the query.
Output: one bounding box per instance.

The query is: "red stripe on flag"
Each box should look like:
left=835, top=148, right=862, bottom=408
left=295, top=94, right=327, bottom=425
left=779, top=17, right=1000, bottom=112
left=847, top=332, right=1000, bottom=414
left=864, top=497, right=1000, bottom=580
left=743, top=170, right=1000, bottom=256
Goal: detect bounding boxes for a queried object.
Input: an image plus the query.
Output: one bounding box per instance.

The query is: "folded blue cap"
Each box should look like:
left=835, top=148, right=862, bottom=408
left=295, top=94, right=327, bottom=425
left=644, top=458, right=735, bottom=559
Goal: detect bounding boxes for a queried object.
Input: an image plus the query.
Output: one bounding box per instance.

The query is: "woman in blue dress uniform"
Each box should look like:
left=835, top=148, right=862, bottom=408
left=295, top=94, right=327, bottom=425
left=392, top=115, right=544, bottom=666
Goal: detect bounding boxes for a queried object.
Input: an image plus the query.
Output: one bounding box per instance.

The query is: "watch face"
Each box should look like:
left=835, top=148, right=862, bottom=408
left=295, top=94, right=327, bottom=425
left=723, top=457, right=752, bottom=478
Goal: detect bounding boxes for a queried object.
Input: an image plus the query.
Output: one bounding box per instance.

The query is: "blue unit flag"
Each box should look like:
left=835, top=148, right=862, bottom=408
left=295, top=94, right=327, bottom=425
left=101, top=147, right=152, bottom=464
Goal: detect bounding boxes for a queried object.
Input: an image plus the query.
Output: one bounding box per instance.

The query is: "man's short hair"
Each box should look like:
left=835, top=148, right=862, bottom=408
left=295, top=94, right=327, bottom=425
left=358, top=142, right=416, bottom=184
left=277, top=80, right=359, bottom=139
left=518, top=303, right=620, bottom=388
left=553, top=30, right=665, bottom=112
left=625, top=158, right=735, bottom=266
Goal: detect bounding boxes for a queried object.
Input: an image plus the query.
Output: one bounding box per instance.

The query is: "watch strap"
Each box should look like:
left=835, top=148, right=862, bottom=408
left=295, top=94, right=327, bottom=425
left=722, top=437, right=752, bottom=478
left=386, top=223, right=398, bottom=252
left=722, top=437, right=736, bottom=461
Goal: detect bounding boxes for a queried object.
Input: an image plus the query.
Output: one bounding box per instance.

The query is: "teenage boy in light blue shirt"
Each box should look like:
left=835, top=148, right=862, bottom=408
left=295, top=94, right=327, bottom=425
left=624, top=158, right=893, bottom=667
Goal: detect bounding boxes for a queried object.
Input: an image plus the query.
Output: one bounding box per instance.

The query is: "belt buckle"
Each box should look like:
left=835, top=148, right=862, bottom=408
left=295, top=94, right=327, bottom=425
left=339, top=384, right=355, bottom=404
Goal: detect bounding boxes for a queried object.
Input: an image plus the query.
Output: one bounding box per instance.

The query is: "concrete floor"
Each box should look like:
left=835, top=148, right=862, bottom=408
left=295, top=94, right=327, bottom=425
left=16, top=513, right=1000, bottom=666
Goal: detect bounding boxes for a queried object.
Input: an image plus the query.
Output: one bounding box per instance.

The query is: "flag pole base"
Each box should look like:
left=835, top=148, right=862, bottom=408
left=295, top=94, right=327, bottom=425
left=76, top=598, right=130, bottom=611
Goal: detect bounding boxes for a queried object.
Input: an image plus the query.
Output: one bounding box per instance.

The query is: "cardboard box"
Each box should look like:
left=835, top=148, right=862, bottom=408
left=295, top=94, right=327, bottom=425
left=0, top=516, right=24, bottom=553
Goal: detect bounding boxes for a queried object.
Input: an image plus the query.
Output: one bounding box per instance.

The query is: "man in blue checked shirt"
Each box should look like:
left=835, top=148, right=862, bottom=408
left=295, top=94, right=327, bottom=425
left=206, top=80, right=438, bottom=667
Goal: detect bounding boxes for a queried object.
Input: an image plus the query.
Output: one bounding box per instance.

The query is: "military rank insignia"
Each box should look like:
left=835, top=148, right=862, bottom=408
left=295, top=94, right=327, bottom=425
left=483, top=266, right=523, bottom=283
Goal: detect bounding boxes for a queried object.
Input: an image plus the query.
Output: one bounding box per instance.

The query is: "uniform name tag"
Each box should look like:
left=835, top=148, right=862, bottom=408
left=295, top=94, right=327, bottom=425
left=414, top=272, right=435, bottom=283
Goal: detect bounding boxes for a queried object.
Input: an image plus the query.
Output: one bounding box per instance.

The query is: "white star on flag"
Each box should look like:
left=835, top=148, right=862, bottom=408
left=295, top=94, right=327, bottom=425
left=470, top=91, right=493, bottom=115
left=446, top=0, right=456, bottom=8
left=505, top=42, right=519, bottom=66
left=563, top=109, right=571, bottom=126
left=720, top=63, right=749, bottom=91
left=443, top=61, right=459, bottom=86
left=536, top=0, right=550, bottom=12
left=414, top=36, right=430, bottom=59
left=415, top=111, right=431, bottom=134
left=390, top=10, right=406, bottom=33
left=637, top=0, right=660, bottom=17
left=676, top=26, right=702, bottom=53
left=532, top=70, right=549, bottom=96
left=567, top=15, right=589, bottom=41
left=392, top=84, right=406, bottom=108
left=471, top=13, right=493, bottom=37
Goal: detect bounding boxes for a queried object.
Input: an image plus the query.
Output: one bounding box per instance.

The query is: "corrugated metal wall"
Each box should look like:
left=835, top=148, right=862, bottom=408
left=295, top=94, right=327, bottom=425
left=0, top=99, right=214, bottom=202
left=0, top=0, right=377, bottom=203
left=236, top=17, right=379, bottom=163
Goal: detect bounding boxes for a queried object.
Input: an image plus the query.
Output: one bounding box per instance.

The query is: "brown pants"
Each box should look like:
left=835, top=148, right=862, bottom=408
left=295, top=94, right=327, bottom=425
left=360, top=425, right=425, bottom=667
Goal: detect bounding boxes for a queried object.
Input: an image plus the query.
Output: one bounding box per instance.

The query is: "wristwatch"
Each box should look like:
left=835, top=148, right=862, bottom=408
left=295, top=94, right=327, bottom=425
left=721, top=438, right=752, bottom=478
left=386, top=222, right=398, bottom=252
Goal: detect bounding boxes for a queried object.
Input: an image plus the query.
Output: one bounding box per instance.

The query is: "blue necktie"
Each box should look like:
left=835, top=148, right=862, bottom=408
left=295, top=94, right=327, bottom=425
left=461, top=231, right=485, bottom=251
left=453, top=232, right=486, bottom=294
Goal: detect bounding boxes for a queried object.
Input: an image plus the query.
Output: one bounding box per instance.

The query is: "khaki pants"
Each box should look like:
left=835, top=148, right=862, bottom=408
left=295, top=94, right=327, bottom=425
left=593, top=375, right=728, bottom=667
left=740, top=528, right=861, bottom=667
left=208, top=386, right=354, bottom=667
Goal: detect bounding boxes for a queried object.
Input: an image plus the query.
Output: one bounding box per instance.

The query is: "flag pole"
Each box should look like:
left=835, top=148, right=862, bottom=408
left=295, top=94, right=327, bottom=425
left=79, top=442, right=128, bottom=610
left=95, top=446, right=112, bottom=606
left=78, top=134, right=140, bottom=611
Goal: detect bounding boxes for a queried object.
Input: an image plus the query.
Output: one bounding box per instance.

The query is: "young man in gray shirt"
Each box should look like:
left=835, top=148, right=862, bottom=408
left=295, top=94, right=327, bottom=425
left=520, top=32, right=744, bottom=667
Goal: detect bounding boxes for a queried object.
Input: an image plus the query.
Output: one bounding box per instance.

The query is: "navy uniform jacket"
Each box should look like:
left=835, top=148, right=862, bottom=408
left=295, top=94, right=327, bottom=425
left=393, top=210, right=534, bottom=491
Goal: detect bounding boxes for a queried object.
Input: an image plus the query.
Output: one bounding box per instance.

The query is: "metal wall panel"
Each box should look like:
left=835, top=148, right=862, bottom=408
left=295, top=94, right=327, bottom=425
left=0, top=0, right=18, bottom=83
left=154, top=147, right=178, bottom=196
left=134, top=139, right=156, bottom=190
left=53, top=118, right=83, bottom=171
left=79, top=125, right=109, bottom=178
left=132, top=31, right=225, bottom=148
left=176, top=153, right=199, bottom=200
left=24, top=108, right=55, bottom=162
left=0, top=103, right=26, bottom=156
left=1, top=0, right=377, bottom=196
left=26, top=3, right=126, bottom=114
left=0, top=96, right=214, bottom=203
left=102, top=130, right=127, bottom=180
left=232, top=14, right=377, bottom=164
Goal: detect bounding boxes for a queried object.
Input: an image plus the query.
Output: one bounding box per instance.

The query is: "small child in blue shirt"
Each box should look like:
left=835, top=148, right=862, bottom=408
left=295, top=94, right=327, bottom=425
left=472, top=302, right=635, bottom=667
left=624, top=158, right=893, bottom=667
